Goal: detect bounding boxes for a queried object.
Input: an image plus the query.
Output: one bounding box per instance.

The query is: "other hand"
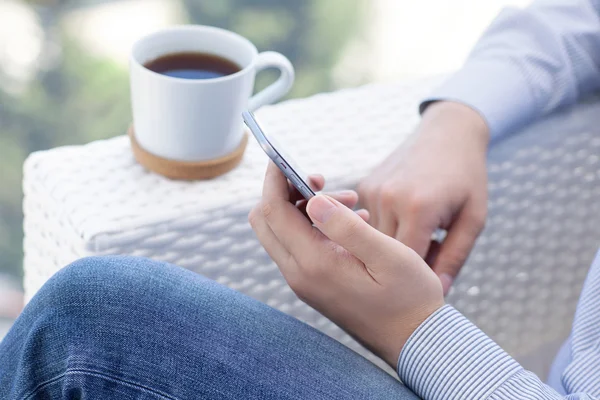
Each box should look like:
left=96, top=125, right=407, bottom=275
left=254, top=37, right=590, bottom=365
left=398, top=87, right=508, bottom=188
left=358, top=101, right=489, bottom=294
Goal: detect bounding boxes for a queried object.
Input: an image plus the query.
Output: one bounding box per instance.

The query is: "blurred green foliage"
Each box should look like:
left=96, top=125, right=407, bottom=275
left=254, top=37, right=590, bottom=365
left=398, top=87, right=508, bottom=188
left=0, top=0, right=365, bottom=280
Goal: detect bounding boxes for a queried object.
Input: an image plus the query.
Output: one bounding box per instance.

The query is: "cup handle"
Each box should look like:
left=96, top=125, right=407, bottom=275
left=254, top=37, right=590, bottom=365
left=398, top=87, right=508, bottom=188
left=248, top=51, right=295, bottom=111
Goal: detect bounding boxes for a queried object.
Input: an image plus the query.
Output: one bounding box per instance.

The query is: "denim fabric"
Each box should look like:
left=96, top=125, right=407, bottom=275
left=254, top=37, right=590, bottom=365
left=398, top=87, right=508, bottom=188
left=0, top=256, right=418, bottom=399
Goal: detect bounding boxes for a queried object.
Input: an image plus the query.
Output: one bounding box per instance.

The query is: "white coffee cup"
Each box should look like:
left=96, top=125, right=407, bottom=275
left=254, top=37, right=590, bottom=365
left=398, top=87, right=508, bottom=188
left=130, top=25, right=294, bottom=162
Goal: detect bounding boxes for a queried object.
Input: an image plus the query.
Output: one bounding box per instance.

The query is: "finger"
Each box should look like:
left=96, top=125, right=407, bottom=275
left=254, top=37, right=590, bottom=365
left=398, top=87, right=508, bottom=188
left=367, top=197, right=380, bottom=229
left=376, top=203, right=398, bottom=237
left=296, top=191, right=360, bottom=218
left=308, top=174, right=325, bottom=191
left=357, top=183, right=379, bottom=228
left=298, top=204, right=370, bottom=222
left=432, top=209, right=484, bottom=295
left=264, top=161, right=292, bottom=201
left=395, top=217, right=436, bottom=259
left=289, top=174, right=325, bottom=204
left=262, top=163, right=322, bottom=255
left=330, top=190, right=359, bottom=209
left=356, top=182, right=370, bottom=210
left=424, top=241, right=441, bottom=266
left=306, top=195, right=398, bottom=266
left=356, top=209, right=370, bottom=222
left=248, top=207, right=291, bottom=267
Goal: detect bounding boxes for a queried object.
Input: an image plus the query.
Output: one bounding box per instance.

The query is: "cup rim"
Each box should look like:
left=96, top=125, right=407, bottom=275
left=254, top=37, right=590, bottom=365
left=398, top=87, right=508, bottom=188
left=130, top=25, right=259, bottom=84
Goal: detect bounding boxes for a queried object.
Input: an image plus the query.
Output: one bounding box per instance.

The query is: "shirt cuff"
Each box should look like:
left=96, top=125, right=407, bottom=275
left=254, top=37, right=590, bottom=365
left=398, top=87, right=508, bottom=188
left=420, top=60, right=540, bottom=139
left=397, top=305, right=522, bottom=400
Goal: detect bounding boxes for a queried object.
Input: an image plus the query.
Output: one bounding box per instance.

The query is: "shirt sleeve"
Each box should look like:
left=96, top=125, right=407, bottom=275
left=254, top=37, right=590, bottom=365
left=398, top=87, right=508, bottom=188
left=421, top=0, right=600, bottom=139
left=397, top=305, right=598, bottom=400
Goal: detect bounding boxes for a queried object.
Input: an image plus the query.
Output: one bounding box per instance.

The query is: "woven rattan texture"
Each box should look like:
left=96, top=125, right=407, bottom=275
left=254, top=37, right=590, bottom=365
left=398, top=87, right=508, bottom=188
left=23, top=79, right=600, bottom=373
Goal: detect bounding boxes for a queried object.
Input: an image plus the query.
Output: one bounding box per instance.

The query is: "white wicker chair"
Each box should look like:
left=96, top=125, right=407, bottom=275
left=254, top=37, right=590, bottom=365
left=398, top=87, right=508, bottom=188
left=23, top=79, right=600, bottom=378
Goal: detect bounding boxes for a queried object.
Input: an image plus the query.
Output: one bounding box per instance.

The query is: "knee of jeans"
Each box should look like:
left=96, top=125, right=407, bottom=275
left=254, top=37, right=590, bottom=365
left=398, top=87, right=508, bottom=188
left=37, top=256, right=176, bottom=307
left=37, top=256, right=225, bottom=311
left=28, top=256, right=268, bottom=344
left=55, top=255, right=154, bottom=284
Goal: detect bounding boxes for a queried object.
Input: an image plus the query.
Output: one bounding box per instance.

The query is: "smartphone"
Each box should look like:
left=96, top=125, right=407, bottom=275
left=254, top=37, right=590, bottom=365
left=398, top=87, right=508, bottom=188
left=242, top=110, right=316, bottom=199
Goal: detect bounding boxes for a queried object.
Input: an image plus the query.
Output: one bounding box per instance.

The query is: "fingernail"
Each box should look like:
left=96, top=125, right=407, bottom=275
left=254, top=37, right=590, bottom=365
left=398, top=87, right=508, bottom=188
left=439, top=273, right=454, bottom=296
left=338, top=190, right=357, bottom=196
left=308, top=195, right=337, bottom=223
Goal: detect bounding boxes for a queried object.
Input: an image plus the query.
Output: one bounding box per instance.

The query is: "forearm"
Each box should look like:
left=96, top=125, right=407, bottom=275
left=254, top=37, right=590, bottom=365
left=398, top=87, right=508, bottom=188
left=421, top=0, right=600, bottom=139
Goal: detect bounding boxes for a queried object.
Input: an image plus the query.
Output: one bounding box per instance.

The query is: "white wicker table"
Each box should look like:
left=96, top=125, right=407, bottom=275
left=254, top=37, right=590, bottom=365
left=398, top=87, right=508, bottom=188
left=23, top=78, right=600, bottom=377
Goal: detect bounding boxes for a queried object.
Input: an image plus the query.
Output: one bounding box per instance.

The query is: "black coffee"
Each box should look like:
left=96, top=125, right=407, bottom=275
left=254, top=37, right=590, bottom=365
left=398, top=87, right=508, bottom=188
left=144, top=52, right=241, bottom=80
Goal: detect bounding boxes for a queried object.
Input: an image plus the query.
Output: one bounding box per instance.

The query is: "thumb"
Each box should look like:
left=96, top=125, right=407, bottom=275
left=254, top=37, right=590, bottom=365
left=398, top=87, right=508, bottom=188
left=307, top=195, right=393, bottom=265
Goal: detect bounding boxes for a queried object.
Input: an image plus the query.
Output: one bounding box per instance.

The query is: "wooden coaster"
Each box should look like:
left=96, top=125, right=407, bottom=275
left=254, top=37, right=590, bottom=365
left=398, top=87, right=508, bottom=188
left=128, top=126, right=248, bottom=180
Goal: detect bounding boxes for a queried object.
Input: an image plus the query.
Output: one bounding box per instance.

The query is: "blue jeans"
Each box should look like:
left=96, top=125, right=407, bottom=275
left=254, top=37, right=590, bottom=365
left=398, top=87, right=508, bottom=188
left=0, top=256, right=418, bottom=399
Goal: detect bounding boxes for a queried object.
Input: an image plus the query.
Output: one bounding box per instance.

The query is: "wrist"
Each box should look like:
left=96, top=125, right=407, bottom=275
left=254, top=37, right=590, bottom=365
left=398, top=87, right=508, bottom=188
left=420, top=101, right=490, bottom=150
left=382, top=300, right=446, bottom=368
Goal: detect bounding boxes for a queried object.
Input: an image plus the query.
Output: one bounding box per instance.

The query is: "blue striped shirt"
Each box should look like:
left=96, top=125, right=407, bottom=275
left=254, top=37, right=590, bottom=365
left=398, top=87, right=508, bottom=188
left=399, top=251, right=600, bottom=398
left=421, top=0, right=600, bottom=140
left=403, top=0, right=600, bottom=398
